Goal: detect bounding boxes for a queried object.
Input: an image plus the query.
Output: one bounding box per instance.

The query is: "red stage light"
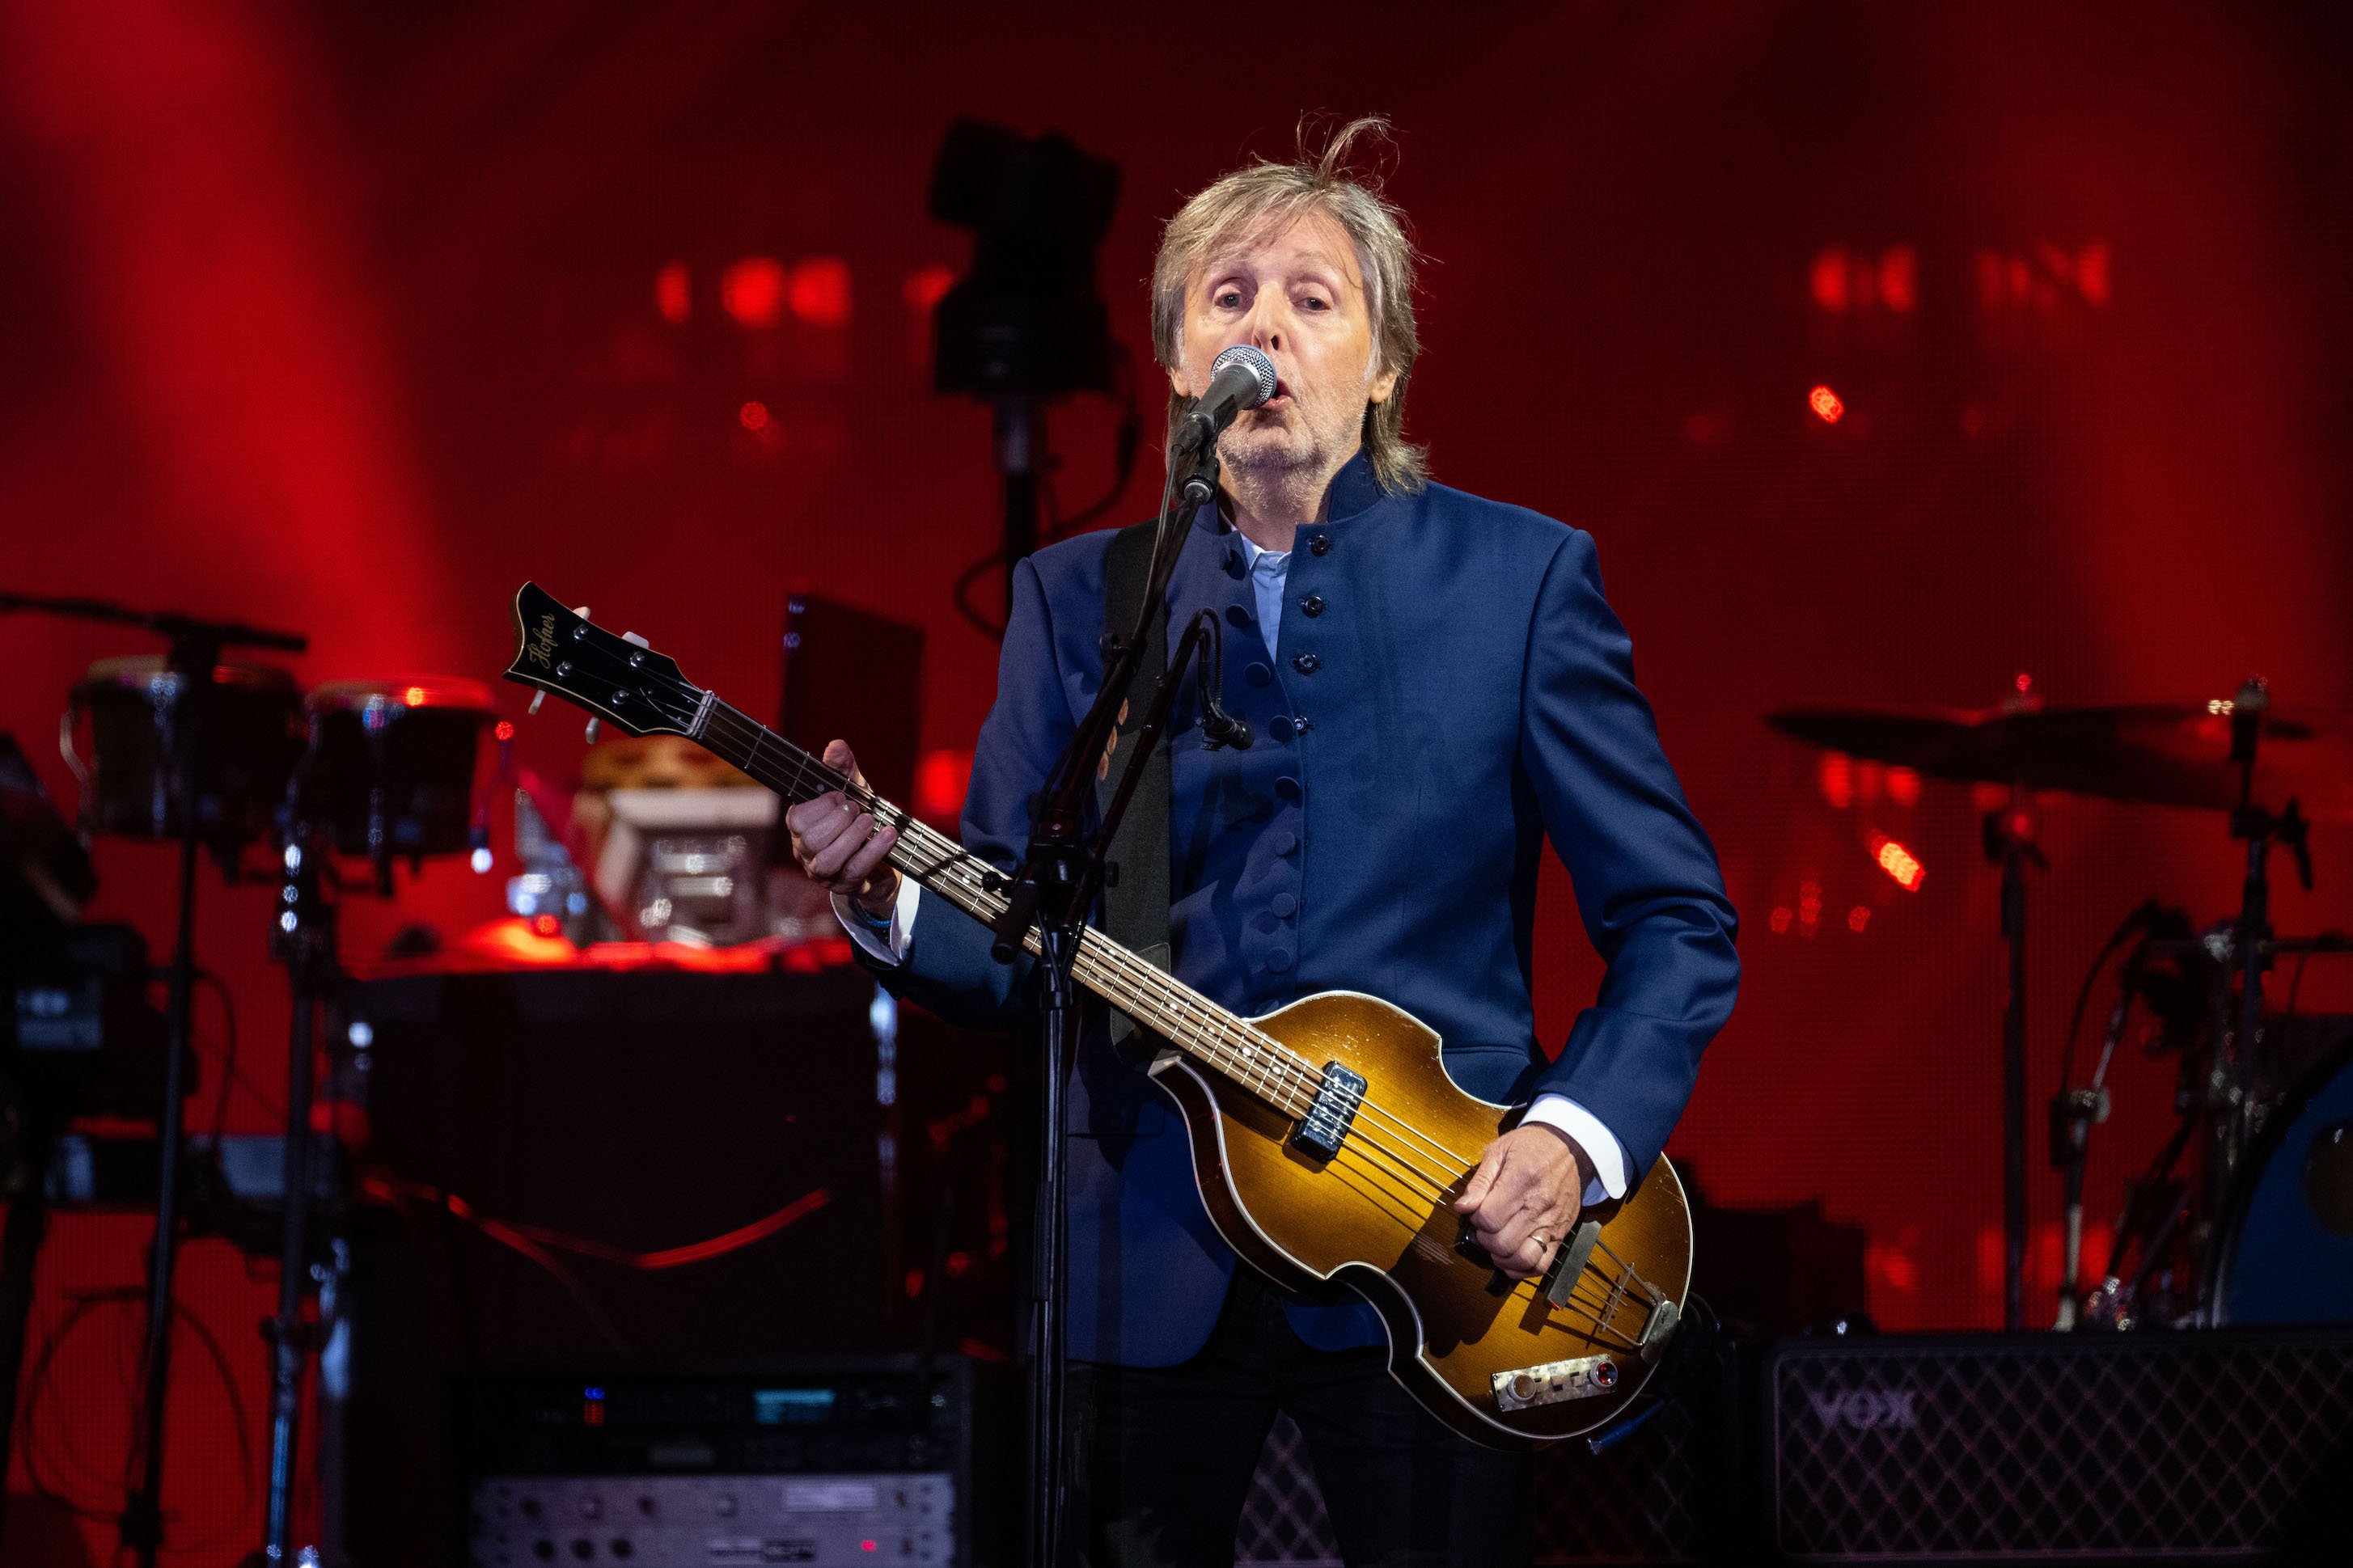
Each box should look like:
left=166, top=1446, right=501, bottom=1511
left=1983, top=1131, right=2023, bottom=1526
left=1847, top=905, right=1871, bottom=932
left=493, top=720, right=514, bottom=742
left=1886, top=766, right=1920, bottom=806
left=654, top=260, right=691, bottom=323
left=531, top=913, right=561, bottom=937
left=904, top=263, right=955, bottom=314
left=739, top=400, right=771, bottom=432
left=916, top=748, right=973, bottom=820
left=1769, top=907, right=1792, bottom=934
left=722, top=256, right=786, bottom=327
left=1878, top=246, right=1917, bottom=313
left=1818, top=753, right=1853, bottom=809
left=789, top=258, right=852, bottom=325
left=403, top=684, right=427, bottom=706
left=1867, top=832, right=1925, bottom=892
left=1809, top=247, right=1848, bottom=312
left=2076, top=243, right=2110, bottom=304
left=1809, top=385, right=1844, bottom=424
left=1867, top=1237, right=1920, bottom=1292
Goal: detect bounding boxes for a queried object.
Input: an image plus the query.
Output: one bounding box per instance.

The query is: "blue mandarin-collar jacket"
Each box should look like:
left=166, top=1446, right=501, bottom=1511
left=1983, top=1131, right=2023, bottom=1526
left=862, top=451, right=1738, bottom=1367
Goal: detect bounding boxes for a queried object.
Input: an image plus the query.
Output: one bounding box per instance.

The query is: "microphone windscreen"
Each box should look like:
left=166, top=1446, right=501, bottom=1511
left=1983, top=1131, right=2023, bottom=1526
left=1208, top=344, right=1278, bottom=407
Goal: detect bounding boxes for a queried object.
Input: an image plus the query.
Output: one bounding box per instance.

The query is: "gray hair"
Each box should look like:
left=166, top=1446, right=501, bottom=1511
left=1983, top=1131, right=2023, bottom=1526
left=1149, top=116, right=1426, bottom=494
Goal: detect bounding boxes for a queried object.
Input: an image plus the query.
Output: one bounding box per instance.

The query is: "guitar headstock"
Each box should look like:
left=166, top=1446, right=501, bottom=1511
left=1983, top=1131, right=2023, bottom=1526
left=501, top=582, right=705, bottom=738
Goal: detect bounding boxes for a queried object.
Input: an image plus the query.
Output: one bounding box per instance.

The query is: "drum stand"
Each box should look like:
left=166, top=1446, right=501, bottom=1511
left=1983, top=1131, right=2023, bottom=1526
left=123, top=625, right=267, bottom=1567
left=252, top=795, right=347, bottom=1566
left=0, top=592, right=307, bottom=1566
left=2077, top=681, right=2320, bottom=1329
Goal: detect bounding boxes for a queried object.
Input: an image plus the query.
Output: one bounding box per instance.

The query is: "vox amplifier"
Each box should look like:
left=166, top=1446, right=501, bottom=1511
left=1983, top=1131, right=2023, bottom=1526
left=1765, top=1330, right=2353, bottom=1562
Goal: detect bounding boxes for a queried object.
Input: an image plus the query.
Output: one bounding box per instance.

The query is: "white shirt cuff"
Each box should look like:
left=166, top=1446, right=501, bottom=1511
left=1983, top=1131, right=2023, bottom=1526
left=831, top=877, right=919, bottom=965
left=1520, top=1093, right=1629, bottom=1207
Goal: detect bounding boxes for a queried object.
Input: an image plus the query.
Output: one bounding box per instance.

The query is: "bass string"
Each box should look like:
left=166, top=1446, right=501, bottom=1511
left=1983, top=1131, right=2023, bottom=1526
left=830, top=757, right=1595, bottom=1263
left=711, top=702, right=1433, bottom=1144
left=865, top=813, right=1323, bottom=1118
left=1061, top=941, right=1665, bottom=1321
left=1070, top=953, right=1506, bottom=1196
left=702, top=708, right=1658, bottom=1315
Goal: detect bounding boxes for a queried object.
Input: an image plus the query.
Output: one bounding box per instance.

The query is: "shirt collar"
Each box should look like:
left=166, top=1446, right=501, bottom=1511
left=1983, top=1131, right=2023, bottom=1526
left=1237, top=533, right=1286, bottom=569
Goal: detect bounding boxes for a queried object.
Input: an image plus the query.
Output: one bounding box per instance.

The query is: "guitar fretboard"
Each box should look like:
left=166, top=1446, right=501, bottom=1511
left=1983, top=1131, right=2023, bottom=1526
left=693, top=699, right=1318, bottom=1118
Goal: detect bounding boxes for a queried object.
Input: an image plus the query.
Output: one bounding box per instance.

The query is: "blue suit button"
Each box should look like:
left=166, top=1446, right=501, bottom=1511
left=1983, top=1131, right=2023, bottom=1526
left=1291, top=653, right=1320, bottom=674
left=1309, top=533, right=1332, bottom=556
left=1271, top=893, right=1298, bottom=918
left=1276, top=832, right=1300, bottom=856
left=1225, top=606, right=1251, bottom=629
left=1267, top=946, right=1294, bottom=973
left=1246, top=662, right=1272, bottom=687
left=1269, top=716, right=1294, bottom=742
left=1274, top=776, right=1301, bottom=801
left=1300, top=594, right=1325, bottom=617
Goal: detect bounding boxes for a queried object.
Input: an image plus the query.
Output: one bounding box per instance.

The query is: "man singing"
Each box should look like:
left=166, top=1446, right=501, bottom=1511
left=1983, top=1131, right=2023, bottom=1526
left=789, top=120, right=1738, bottom=1566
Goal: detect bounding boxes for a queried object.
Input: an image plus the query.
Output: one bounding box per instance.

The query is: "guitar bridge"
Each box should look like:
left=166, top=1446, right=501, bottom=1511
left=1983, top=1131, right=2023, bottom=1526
left=1289, top=1063, right=1368, bottom=1161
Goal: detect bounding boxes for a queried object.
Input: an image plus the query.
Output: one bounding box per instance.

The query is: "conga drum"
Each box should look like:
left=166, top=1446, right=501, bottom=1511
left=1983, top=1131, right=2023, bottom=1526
left=302, top=678, right=494, bottom=860
left=61, top=656, right=303, bottom=846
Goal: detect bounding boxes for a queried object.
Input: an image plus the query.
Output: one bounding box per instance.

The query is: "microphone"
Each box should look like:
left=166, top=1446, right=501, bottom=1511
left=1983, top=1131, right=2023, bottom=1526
left=1174, top=344, right=1277, bottom=456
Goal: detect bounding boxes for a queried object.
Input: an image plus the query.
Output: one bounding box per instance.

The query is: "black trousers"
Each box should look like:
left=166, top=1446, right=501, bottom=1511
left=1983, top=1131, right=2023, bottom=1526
left=1073, top=1270, right=1532, bottom=1567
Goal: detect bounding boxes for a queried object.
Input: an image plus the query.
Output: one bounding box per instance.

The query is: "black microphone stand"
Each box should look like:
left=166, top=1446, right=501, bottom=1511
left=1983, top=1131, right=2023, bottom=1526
left=989, top=445, right=1225, bottom=1567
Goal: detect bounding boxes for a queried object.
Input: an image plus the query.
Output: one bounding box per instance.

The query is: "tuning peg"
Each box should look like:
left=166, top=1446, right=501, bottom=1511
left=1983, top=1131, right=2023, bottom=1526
left=622, top=631, right=650, bottom=649
left=527, top=691, right=546, bottom=716
left=585, top=717, right=603, bottom=745
left=572, top=605, right=591, bottom=618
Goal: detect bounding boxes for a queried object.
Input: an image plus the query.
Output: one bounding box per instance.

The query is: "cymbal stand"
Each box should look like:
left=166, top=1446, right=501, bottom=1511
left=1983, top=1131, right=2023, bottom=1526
left=1984, top=784, right=2044, bottom=1332
left=2216, top=679, right=2313, bottom=1208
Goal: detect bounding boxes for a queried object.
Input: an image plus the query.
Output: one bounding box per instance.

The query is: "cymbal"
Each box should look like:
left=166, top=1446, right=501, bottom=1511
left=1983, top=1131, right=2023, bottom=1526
left=1767, top=701, right=2353, bottom=820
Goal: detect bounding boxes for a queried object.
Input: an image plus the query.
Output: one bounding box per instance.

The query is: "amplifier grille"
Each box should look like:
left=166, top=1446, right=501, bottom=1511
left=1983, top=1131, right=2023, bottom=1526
left=1770, top=1333, right=2353, bottom=1560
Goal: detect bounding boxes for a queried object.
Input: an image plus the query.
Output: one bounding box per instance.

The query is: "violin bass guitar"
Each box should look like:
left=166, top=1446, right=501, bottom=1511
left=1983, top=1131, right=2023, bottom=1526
left=500, top=582, right=1692, bottom=1446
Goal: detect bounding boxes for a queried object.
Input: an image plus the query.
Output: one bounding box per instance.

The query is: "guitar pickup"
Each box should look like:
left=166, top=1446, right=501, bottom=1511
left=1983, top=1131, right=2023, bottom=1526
left=1491, top=1354, right=1620, bottom=1413
left=1289, top=1063, right=1368, bottom=1161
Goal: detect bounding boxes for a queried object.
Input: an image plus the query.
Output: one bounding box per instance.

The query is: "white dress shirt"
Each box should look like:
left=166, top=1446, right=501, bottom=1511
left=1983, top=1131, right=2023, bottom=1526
left=836, top=530, right=1630, bottom=1206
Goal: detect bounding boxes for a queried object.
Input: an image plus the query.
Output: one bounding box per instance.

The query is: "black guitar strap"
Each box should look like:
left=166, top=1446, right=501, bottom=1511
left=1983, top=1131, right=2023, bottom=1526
left=1097, top=517, right=1173, bottom=1052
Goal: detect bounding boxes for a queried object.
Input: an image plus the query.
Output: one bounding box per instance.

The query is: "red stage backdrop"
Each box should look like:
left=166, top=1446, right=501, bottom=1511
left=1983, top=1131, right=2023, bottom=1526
left=2, top=2, right=2351, bottom=1561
